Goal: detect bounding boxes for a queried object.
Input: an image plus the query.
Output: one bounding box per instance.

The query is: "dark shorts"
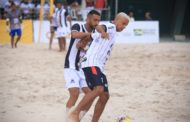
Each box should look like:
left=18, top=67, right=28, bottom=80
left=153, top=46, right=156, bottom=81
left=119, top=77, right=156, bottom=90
left=82, top=66, right=109, bottom=92
left=10, top=29, right=22, bottom=37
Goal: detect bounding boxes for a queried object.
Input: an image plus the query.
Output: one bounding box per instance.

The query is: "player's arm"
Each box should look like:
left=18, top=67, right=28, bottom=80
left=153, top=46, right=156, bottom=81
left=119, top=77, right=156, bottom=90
left=72, top=31, right=91, bottom=39
left=65, top=9, right=72, bottom=29
left=95, top=25, right=109, bottom=39
left=76, top=34, right=92, bottom=50
left=71, top=23, right=91, bottom=39
left=6, top=14, right=10, bottom=32
left=49, top=15, right=53, bottom=23
left=19, top=14, right=22, bottom=24
left=6, top=18, right=9, bottom=26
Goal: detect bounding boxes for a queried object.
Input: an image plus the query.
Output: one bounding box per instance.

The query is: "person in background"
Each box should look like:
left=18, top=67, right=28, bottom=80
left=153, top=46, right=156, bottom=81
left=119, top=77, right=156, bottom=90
left=95, top=0, right=107, bottom=13
left=70, top=1, right=82, bottom=20
left=44, top=1, right=50, bottom=19
left=49, top=7, right=57, bottom=50
left=81, top=0, right=94, bottom=21
left=54, top=0, right=72, bottom=51
left=128, top=11, right=135, bottom=22
left=145, top=11, right=153, bottom=20
left=28, top=0, right=35, bottom=19
left=20, top=0, right=31, bottom=19
left=4, top=0, right=13, bottom=15
left=6, top=1, right=22, bottom=48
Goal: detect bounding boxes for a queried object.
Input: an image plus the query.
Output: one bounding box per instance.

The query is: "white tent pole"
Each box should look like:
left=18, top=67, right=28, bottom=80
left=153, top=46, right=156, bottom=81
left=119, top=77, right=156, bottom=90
left=115, top=0, right=118, bottom=17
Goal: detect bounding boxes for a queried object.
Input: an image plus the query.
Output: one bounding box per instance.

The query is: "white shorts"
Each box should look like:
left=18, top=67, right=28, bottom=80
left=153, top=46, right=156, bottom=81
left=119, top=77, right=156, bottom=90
left=56, top=27, right=70, bottom=38
left=64, top=68, right=87, bottom=89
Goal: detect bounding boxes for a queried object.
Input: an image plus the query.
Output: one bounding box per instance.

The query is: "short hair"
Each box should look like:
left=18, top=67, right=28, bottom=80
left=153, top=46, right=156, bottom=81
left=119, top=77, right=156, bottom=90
left=55, top=0, right=63, bottom=4
left=87, top=10, right=101, bottom=17
left=10, top=1, right=16, bottom=7
left=116, top=12, right=130, bottom=20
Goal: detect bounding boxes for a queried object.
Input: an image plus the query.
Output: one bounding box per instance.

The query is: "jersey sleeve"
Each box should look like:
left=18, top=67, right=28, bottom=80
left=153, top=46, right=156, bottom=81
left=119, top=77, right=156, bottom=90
left=65, top=9, right=69, bottom=17
left=71, top=23, right=80, bottom=32
left=105, top=24, right=116, bottom=34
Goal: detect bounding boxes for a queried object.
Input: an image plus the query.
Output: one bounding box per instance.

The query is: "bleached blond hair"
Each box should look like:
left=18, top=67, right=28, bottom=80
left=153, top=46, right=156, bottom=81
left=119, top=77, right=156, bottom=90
left=116, top=12, right=130, bottom=20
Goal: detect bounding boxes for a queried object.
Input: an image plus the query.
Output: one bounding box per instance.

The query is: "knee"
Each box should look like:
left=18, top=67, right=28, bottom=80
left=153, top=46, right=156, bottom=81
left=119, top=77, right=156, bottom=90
left=95, top=86, right=104, bottom=95
left=102, top=93, right=110, bottom=102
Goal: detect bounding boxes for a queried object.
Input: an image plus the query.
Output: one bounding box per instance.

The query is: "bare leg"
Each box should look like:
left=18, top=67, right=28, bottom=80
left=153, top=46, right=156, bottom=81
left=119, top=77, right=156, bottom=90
left=49, top=32, right=54, bottom=50
left=66, top=88, right=80, bottom=122
left=81, top=87, right=92, bottom=110
left=69, top=86, right=104, bottom=122
left=58, top=38, right=62, bottom=52
left=62, top=37, right=66, bottom=51
left=92, top=92, right=110, bottom=122
left=66, top=88, right=80, bottom=108
left=79, top=87, right=93, bottom=120
left=11, top=36, right=14, bottom=48
left=15, top=36, right=21, bottom=48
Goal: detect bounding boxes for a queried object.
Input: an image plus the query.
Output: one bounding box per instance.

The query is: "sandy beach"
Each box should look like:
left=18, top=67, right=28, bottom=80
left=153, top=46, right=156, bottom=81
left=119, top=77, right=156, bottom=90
left=0, top=42, right=190, bottom=122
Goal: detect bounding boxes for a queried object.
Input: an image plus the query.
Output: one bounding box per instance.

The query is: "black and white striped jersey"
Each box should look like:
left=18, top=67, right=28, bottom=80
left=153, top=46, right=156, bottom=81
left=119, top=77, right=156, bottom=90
left=53, top=7, right=68, bottom=27
left=64, top=23, right=92, bottom=70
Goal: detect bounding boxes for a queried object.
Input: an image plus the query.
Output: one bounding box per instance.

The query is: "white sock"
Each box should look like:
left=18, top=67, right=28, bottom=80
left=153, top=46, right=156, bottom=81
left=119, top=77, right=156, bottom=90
left=79, top=110, right=87, bottom=120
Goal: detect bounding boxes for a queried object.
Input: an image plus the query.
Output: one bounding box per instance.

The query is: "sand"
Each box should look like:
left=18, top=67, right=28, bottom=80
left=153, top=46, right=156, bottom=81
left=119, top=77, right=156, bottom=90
left=0, top=42, right=190, bottom=122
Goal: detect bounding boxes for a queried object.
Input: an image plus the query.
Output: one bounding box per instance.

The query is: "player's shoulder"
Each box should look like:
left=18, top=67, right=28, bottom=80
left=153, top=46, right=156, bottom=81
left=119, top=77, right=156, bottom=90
left=106, top=22, right=115, bottom=29
left=72, top=23, right=81, bottom=28
left=71, top=23, right=81, bottom=31
left=54, top=7, right=58, bottom=12
left=103, top=22, right=116, bottom=33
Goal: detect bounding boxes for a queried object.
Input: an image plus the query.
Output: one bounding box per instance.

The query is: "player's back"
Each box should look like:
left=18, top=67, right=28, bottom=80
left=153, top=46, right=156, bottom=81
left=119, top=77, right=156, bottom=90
left=82, top=22, right=116, bottom=71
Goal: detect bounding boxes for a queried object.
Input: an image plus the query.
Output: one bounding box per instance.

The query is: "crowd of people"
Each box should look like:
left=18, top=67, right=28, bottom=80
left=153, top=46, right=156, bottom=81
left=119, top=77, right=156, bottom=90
left=0, top=0, right=108, bottom=20
left=0, top=0, right=153, bottom=21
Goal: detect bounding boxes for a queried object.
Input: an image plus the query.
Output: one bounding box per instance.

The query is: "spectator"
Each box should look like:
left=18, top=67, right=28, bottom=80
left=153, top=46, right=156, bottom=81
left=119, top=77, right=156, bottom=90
left=4, top=0, right=13, bottom=13
left=44, top=2, right=50, bottom=19
left=0, top=1, right=5, bottom=19
left=28, top=0, right=35, bottom=19
left=81, top=0, right=94, bottom=20
left=145, top=11, right=152, bottom=20
left=128, top=11, right=135, bottom=21
left=86, top=0, right=94, bottom=7
left=20, top=0, right=32, bottom=19
left=95, top=0, right=107, bottom=9
left=36, top=1, right=50, bottom=19
left=70, top=1, right=82, bottom=20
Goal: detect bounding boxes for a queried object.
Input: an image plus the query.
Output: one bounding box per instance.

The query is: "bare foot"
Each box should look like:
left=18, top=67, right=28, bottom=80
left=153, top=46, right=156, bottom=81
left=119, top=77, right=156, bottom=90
left=69, top=111, right=80, bottom=122
left=15, top=43, right=17, bottom=48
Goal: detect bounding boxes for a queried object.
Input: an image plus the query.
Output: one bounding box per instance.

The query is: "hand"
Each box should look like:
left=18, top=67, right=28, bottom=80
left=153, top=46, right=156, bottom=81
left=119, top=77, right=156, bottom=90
left=101, top=32, right=109, bottom=40
left=67, top=16, right=72, bottom=22
left=6, top=26, right=10, bottom=33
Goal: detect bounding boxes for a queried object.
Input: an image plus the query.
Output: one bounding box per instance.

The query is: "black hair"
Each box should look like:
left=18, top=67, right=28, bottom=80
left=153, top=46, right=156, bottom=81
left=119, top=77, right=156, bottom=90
left=10, top=1, right=16, bottom=7
left=87, top=10, right=101, bottom=16
left=54, top=0, right=63, bottom=4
